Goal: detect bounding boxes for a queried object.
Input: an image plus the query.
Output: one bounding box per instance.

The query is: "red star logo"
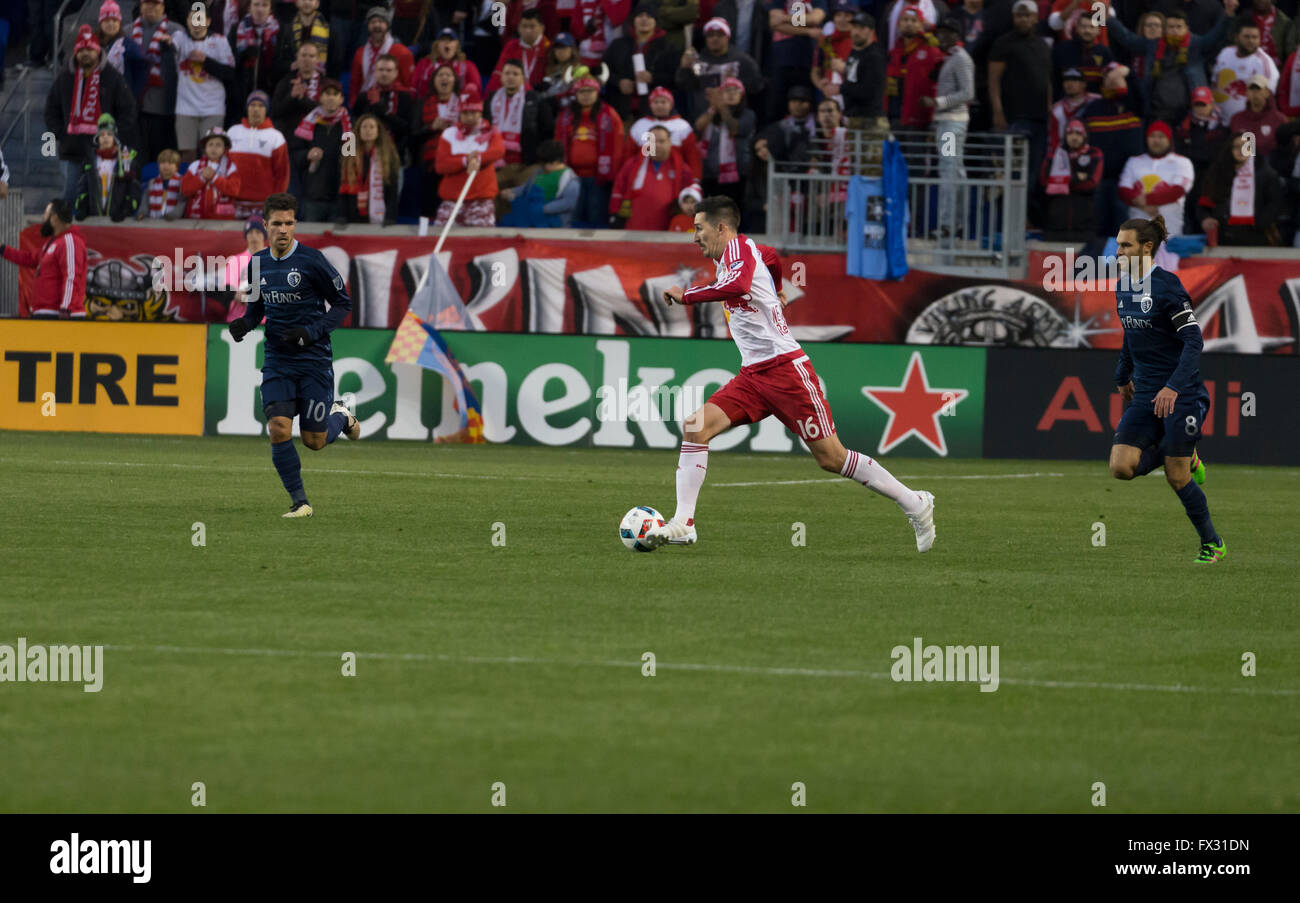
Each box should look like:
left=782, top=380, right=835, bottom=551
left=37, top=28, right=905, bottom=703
left=861, top=352, right=968, bottom=455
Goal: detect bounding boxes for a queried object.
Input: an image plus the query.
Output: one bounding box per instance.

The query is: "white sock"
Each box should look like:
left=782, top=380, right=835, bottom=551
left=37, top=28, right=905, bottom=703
left=840, top=449, right=923, bottom=515
left=674, top=442, right=709, bottom=524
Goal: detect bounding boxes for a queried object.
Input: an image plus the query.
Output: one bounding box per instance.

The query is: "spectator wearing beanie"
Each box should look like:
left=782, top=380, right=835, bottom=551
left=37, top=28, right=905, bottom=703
left=226, top=216, right=267, bottom=323
left=75, top=113, right=140, bottom=222
left=1228, top=73, right=1288, bottom=158
left=434, top=90, right=507, bottom=227
left=97, top=0, right=143, bottom=79
left=668, top=183, right=701, bottom=231
left=556, top=76, right=625, bottom=228
left=232, top=0, right=281, bottom=97
left=228, top=90, right=291, bottom=219
left=1199, top=131, right=1284, bottom=245
left=603, top=2, right=678, bottom=121
left=626, top=87, right=702, bottom=180
left=693, top=76, right=754, bottom=203
left=1118, top=120, right=1195, bottom=235
left=46, top=24, right=140, bottom=203
left=353, top=54, right=417, bottom=151
left=289, top=77, right=350, bottom=221
left=609, top=123, right=697, bottom=230
left=181, top=126, right=242, bottom=219
left=350, top=7, right=415, bottom=106
left=1040, top=118, right=1103, bottom=241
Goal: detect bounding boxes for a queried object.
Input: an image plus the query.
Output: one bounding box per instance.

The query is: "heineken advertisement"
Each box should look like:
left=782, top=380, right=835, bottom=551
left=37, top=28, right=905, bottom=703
left=205, top=326, right=986, bottom=456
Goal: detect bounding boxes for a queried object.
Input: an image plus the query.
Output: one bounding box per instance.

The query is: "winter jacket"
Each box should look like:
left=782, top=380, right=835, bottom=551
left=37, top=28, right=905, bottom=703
left=45, top=61, right=140, bottom=163
left=75, top=149, right=141, bottom=222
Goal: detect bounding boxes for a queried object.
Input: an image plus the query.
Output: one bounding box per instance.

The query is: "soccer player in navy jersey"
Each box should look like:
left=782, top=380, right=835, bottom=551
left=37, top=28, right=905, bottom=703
left=228, top=193, right=360, bottom=518
left=1109, top=214, right=1224, bottom=564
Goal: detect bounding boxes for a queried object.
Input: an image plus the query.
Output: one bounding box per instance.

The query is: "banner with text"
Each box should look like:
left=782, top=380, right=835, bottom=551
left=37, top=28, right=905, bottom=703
left=0, top=321, right=206, bottom=435
left=206, top=326, right=986, bottom=457
left=32, top=225, right=1300, bottom=355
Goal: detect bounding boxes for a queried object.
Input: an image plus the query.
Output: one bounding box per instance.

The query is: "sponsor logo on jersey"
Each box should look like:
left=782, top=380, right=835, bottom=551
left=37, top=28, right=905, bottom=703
left=1121, top=314, right=1153, bottom=329
left=263, top=290, right=302, bottom=304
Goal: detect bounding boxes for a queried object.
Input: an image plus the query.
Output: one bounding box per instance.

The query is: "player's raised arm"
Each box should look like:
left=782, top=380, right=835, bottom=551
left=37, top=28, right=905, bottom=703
left=681, top=239, right=756, bottom=304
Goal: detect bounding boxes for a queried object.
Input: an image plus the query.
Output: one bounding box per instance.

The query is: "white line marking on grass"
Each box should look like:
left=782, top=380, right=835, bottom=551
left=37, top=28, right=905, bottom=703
left=713, top=472, right=1066, bottom=487
left=100, top=644, right=1300, bottom=697
left=0, top=458, right=516, bottom=481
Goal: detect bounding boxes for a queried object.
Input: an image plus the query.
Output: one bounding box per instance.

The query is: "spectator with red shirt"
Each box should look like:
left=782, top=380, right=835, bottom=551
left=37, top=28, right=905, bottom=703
left=181, top=126, right=242, bottom=219
left=228, top=91, right=291, bottom=219
left=414, top=63, right=462, bottom=216
left=0, top=200, right=88, bottom=319
left=1227, top=73, right=1288, bottom=157
left=810, top=1, right=857, bottom=105
left=487, top=9, right=554, bottom=94
left=349, top=7, right=415, bottom=106
left=573, top=0, right=634, bottom=70
left=414, top=28, right=484, bottom=102
left=885, top=5, right=942, bottom=130
left=626, top=87, right=703, bottom=179
left=434, top=90, right=507, bottom=226
left=609, top=124, right=697, bottom=229
left=556, top=76, right=625, bottom=227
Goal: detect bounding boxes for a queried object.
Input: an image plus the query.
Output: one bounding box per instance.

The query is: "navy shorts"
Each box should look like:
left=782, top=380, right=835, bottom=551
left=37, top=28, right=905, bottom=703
left=261, top=368, right=335, bottom=432
left=1114, top=393, right=1208, bottom=458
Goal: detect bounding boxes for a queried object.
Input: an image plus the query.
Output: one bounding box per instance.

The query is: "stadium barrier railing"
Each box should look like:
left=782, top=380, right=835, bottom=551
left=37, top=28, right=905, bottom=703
left=767, top=129, right=1030, bottom=280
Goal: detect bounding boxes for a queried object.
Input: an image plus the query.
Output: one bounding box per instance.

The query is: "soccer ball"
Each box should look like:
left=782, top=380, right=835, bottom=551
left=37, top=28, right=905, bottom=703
left=619, top=506, right=665, bottom=552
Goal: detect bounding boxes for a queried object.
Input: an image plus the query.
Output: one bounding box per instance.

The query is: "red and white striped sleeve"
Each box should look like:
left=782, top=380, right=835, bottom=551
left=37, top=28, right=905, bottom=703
left=681, top=237, right=755, bottom=304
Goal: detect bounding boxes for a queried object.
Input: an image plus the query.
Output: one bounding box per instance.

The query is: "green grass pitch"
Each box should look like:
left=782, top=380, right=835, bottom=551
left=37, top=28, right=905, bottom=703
left=1, top=432, right=1296, bottom=813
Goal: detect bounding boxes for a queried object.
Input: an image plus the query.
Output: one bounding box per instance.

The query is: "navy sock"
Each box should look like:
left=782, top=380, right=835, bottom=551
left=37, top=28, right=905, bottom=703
left=1174, top=480, right=1220, bottom=545
left=1135, top=445, right=1164, bottom=476
left=271, top=439, right=307, bottom=504
left=326, top=411, right=347, bottom=444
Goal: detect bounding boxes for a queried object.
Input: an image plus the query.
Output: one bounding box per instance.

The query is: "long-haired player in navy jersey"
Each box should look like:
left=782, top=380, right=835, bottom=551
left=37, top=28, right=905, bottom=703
left=228, top=193, right=360, bottom=518
left=1109, top=215, right=1224, bottom=564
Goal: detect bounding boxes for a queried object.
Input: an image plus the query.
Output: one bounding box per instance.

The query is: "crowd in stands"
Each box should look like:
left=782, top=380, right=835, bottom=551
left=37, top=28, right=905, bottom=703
left=14, top=0, right=1300, bottom=245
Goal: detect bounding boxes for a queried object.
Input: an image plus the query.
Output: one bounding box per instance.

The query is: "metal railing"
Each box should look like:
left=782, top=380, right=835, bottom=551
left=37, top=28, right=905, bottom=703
left=0, top=66, right=36, bottom=178
left=767, top=128, right=1030, bottom=279
left=0, top=190, right=25, bottom=316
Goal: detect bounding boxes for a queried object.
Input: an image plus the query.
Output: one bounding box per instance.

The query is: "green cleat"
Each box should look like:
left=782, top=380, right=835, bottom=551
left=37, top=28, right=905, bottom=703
left=1194, top=539, right=1225, bottom=564
left=1190, top=449, right=1206, bottom=485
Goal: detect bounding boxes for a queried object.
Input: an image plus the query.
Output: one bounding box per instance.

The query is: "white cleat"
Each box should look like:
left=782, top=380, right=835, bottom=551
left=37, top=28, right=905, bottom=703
left=907, top=491, right=936, bottom=553
left=283, top=501, right=313, bottom=518
left=645, top=519, right=698, bottom=548
left=331, top=400, right=360, bottom=440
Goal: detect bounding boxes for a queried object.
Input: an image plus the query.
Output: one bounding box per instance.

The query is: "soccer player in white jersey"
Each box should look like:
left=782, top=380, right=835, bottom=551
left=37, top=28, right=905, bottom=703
left=644, top=196, right=937, bottom=552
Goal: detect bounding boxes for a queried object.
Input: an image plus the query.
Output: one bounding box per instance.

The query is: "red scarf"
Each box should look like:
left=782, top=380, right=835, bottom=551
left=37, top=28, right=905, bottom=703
left=886, top=37, right=922, bottom=97
left=491, top=88, right=525, bottom=158
left=295, top=104, right=351, bottom=140
left=147, top=174, right=182, bottom=217
left=1254, top=11, right=1278, bottom=60
left=1152, top=32, right=1189, bottom=77
left=132, top=16, right=168, bottom=88
left=366, top=84, right=406, bottom=115
left=699, top=109, right=741, bottom=183
left=420, top=93, right=460, bottom=166
left=236, top=14, right=279, bottom=75
left=69, top=65, right=103, bottom=136
left=361, top=34, right=395, bottom=94
left=340, top=147, right=386, bottom=224
left=557, top=103, right=619, bottom=180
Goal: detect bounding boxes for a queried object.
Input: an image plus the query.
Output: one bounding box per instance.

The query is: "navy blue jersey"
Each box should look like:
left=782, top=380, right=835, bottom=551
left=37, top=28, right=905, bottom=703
left=1114, top=266, right=1206, bottom=400
left=239, top=240, right=352, bottom=373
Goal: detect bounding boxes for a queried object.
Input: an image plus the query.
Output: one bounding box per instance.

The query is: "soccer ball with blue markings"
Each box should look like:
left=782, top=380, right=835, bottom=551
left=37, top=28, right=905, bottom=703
left=619, top=506, right=666, bottom=552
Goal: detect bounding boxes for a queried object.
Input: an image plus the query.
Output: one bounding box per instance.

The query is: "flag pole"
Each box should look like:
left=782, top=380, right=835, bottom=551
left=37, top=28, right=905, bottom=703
left=412, top=167, right=478, bottom=298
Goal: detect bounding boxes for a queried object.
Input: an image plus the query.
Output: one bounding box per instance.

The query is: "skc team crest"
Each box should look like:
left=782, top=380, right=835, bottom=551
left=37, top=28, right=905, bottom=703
left=1140, top=295, right=1153, bottom=313
left=287, top=271, right=302, bottom=287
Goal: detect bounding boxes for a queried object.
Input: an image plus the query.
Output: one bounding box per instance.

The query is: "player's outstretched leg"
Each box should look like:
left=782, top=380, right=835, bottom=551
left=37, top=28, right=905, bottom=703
left=811, top=437, right=935, bottom=552
left=1167, top=457, right=1225, bottom=564
left=646, top=403, right=733, bottom=548
left=268, top=415, right=312, bottom=518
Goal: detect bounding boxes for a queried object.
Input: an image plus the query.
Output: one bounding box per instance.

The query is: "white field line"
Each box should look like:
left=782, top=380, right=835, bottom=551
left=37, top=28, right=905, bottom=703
left=99, top=644, right=1300, bottom=698
left=712, top=472, right=1066, bottom=487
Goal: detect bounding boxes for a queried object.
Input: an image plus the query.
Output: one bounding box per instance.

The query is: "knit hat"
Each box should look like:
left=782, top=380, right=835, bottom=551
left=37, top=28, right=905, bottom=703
left=246, top=90, right=270, bottom=111
left=899, top=4, right=927, bottom=26
left=678, top=184, right=702, bottom=204
left=74, top=24, right=100, bottom=55
left=1012, top=0, right=1038, bottom=15
left=703, top=17, right=731, bottom=36
left=1062, top=68, right=1084, bottom=81
left=245, top=216, right=267, bottom=237
left=572, top=75, right=601, bottom=92
left=649, top=86, right=673, bottom=102
left=458, top=91, right=483, bottom=111
left=96, top=113, right=118, bottom=137
left=99, top=0, right=121, bottom=22
left=1191, top=86, right=1214, bottom=105
left=632, top=1, right=658, bottom=18
left=1146, top=120, right=1172, bottom=141
left=199, top=125, right=232, bottom=154
left=366, top=6, right=391, bottom=25
left=722, top=76, right=745, bottom=94
left=1066, top=118, right=1087, bottom=135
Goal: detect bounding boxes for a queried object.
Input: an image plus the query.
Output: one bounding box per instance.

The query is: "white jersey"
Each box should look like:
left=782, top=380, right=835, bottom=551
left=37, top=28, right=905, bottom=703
left=172, top=33, right=236, bottom=118
left=1118, top=152, right=1195, bottom=237
left=1212, top=47, right=1279, bottom=123
left=683, top=235, right=800, bottom=368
